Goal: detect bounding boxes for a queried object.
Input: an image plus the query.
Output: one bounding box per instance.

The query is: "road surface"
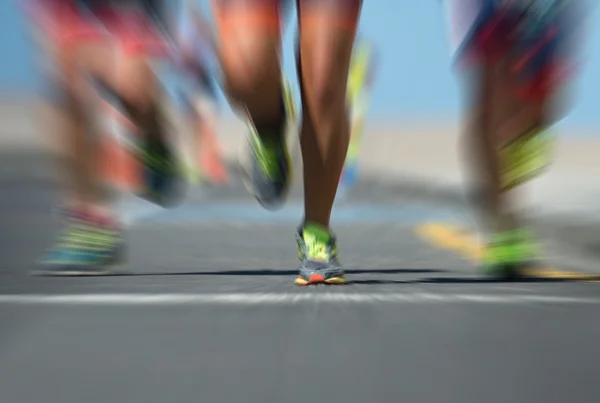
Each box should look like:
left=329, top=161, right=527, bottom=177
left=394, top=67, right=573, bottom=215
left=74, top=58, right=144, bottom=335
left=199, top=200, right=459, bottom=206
left=1, top=156, right=600, bottom=403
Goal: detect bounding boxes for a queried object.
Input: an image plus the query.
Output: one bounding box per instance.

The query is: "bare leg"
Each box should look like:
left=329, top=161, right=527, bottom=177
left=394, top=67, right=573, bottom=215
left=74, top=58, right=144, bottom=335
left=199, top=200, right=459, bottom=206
left=296, top=0, right=362, bottom=228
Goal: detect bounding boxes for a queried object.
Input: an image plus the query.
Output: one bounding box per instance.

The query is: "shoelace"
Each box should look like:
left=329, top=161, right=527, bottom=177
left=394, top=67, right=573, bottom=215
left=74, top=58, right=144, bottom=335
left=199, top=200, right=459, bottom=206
left=300, top=233, right=337, bottom=263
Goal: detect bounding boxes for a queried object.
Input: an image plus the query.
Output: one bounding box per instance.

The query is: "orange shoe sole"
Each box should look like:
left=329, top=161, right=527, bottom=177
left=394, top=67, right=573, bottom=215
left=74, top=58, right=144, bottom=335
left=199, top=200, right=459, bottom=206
left=294, top=273, right=348, bottom=286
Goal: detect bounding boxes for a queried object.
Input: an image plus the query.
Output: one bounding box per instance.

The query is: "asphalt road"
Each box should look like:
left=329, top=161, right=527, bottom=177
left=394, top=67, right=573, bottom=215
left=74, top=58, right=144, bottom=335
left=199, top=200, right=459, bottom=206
left=1, top=164, right=600, bottom=403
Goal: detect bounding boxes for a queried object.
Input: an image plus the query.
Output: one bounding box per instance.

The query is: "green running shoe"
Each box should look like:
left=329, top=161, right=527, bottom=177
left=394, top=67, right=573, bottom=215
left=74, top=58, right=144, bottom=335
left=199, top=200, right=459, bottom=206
left=35, top=214, right=125, bottom=276
left=294, top=225, right=347, bottom=286
left=242, top=81, right=295, bottom=210
left=481, top=228, right=539, bottom=278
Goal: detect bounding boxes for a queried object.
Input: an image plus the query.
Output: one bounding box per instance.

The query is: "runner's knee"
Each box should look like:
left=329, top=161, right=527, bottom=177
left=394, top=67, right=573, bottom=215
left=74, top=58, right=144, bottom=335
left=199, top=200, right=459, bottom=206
left=300, top=51, right=351, bottom=119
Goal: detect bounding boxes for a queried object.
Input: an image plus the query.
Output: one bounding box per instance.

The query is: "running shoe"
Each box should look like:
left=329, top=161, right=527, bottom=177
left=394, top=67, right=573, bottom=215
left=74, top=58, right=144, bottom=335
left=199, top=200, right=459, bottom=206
left=35, top=213, right=125, bottom=276
left=294, top=225, right=347, bottom=285
left=481, top=228, right=539, bottom=278
left=243, top=81, right=295, bottom=210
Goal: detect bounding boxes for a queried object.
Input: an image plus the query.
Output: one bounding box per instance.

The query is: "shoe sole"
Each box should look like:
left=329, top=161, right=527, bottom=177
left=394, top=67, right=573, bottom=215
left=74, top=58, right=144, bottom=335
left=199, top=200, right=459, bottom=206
left=481, top=263, right=529, bottom=281
left=31, top=267, right=124, bottom=277
left=294, top=273, right=348, bottom=286
left=33, top=248, right=127, bottom=277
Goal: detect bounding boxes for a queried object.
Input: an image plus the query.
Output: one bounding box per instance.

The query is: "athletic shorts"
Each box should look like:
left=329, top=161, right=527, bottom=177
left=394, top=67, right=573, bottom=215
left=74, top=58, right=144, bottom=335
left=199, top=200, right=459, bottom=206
left=444, top=0, right=589, bottom=100
left=22, top=0, right=178, bottom=56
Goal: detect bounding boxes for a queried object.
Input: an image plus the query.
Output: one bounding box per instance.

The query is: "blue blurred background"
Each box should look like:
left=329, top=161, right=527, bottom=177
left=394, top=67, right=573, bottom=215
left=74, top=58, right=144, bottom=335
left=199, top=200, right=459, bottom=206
left=1, top=0, right=599, bottom=130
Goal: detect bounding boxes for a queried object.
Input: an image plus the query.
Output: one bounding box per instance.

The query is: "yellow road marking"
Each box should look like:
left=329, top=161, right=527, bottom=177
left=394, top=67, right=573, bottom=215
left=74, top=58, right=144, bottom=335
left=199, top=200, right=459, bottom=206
left=415, top=222, right=599, bottom=282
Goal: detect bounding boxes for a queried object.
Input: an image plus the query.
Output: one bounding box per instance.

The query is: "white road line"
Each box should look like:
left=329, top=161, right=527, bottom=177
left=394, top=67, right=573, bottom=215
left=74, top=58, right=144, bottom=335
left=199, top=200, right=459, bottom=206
left=0, top=293, right=598, bottom=305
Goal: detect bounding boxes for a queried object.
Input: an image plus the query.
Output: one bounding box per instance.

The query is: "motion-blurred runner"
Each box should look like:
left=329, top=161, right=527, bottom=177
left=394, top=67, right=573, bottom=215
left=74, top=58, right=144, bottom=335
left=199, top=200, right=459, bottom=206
left=175, top=1, right=227, bottom=186
left=444, top=0, right=589, bottom=277
left=339, top=37, right=377, bottom=194
left=24, top=0, right=185, bottom=275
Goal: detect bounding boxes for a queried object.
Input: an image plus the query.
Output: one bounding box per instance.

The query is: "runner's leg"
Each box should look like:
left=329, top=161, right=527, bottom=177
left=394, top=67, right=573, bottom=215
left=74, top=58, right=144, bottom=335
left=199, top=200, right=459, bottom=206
left=32, top=0, right=124, bottom=275
left=193, top=75, right=225, bottom=184
left=211, top=0, right=292, bottom=208
left=449, top=0, right=588, bottom=276
left=212, top=0, right=283, bottom=129
left=293, top=0, right=362, bottom=285
left=103, top=0, right=185, bottom=207
left=447, top=0, right=528, bottom=276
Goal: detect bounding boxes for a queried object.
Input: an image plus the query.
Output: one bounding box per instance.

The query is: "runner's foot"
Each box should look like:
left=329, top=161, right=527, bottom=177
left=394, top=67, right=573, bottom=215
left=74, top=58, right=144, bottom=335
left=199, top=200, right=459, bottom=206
left=295, top=223, right=347, bottom=285
left=35, top=210, right=125, bottom=276
left=481, top=228, right=539, bottom=279
left=242, top=83, right=295, bottom=210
